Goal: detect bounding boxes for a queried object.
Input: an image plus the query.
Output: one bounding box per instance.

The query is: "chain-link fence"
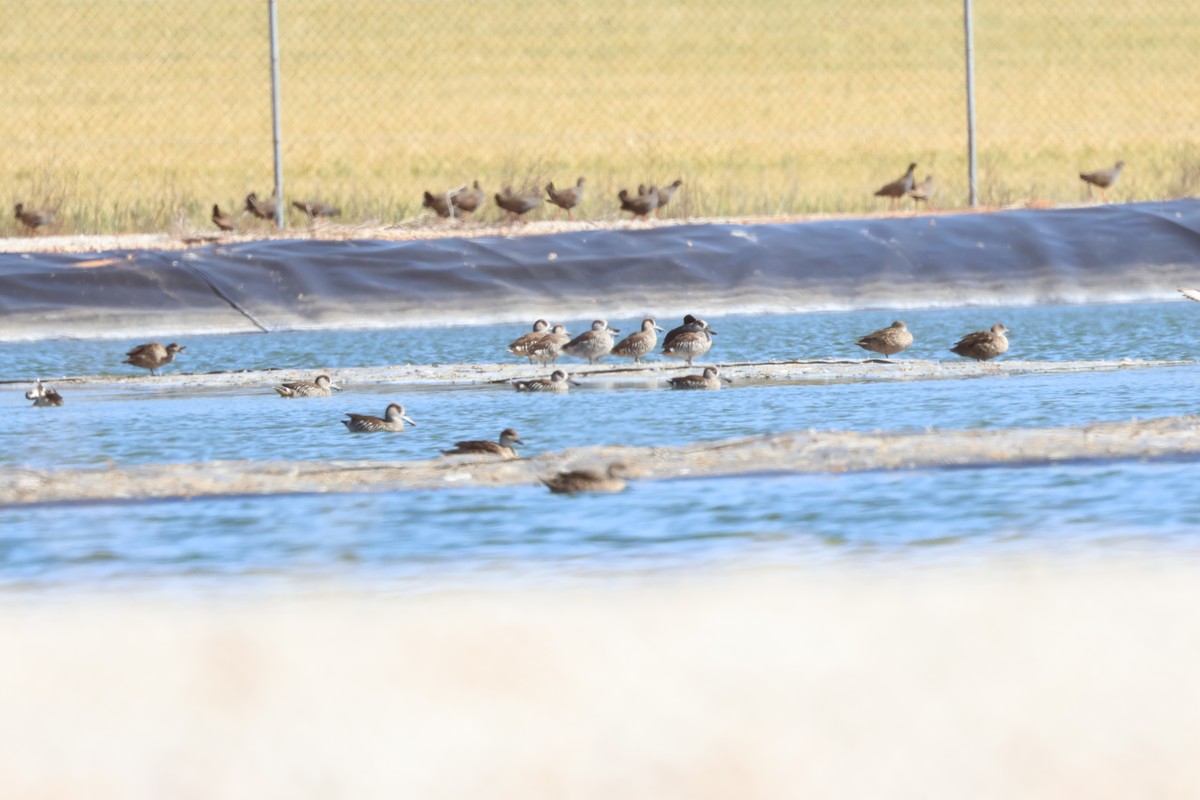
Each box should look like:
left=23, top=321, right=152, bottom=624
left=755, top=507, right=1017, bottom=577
left=3, top=0, right=1197, bottom=235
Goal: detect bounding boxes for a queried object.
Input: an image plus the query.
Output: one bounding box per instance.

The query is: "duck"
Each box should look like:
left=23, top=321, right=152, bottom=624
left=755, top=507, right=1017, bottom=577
left=667, top=366, right=728, bottom=390
left=618, top=187, right=659, bottom=219
left=14, top=203, right=55, bottom=232
left=874, top=163, right=917, bottom=209
left=908, top=175, right=935, bottom=207
left=662, top=317, right=717, bottom=365
left=1079, top=160, right=1125, bottom=202
left=291, top=199, right=341, bottom=219
left=211, top=204, right=237, bottom=232
left=564, top=320, right=620, bottom=364
left=423, top=190, right=453, bottom=218
left=507, top=319, right=551, bottom=362
left=950, top=323, right=1010, bottom=361
left=527, top=324, right=572, bottom=365
left=494, top=187, right=542, bottom=222
left=274, top=374, right=341, bottom=397
left=123, top=342, right=186, bottom=375
left=341, top=403, right=416, bottom=432
left=442, top=428, right=523, bottom=459
left=25, top=379, right=64, bottom=407
left=546, top=177, right=586, bottom=219
left=452, top=181, right=485, bottom=215
left=856, top=320, right=913, bottom=358
left=654, top=179, right=683, bottom=217
left=541, top=462, right=630, bottom=494
left=244, top=192, right=279, bottom=222
left=513, top=370, right=575, bottom=392
left=611, top=318, right=665, bottom=363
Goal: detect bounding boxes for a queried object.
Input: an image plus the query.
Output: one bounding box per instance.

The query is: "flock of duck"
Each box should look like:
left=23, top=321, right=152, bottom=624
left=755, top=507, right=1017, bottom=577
left=10, top=159, right=1125, bottom=235
left=27, top=283, right=1200, bottom=490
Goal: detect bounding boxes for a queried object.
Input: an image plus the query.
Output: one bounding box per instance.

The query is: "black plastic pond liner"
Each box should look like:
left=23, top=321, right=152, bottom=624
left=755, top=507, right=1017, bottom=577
left=1, top=200, right=1198, bottom=340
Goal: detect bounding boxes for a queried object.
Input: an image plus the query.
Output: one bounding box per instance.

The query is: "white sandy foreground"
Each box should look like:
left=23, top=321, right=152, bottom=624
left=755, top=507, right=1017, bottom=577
left=2, top=563, right=1198, bottom=799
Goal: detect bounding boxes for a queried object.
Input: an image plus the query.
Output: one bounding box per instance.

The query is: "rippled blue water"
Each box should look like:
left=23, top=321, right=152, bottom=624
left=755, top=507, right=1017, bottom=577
left=2, top=461, right=1198, bottom=593
left=2, top=301, right=1198, bottom=593
left=2, top=301, right=1197, bottom=376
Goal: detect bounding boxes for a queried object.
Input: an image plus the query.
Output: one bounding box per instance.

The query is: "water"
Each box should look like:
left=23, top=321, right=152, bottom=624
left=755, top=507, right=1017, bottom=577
left=2, top=301, right=1198, bottom=593
left=2, top=301, right=1197, bottom=377
left=3, top=461, right=1198, bottom=594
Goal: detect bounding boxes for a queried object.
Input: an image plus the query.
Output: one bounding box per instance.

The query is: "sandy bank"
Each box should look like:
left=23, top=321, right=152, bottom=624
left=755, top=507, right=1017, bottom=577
left=4, top=414, right=1197, bottom=506
left=10, top=356, right=1186, bottom=392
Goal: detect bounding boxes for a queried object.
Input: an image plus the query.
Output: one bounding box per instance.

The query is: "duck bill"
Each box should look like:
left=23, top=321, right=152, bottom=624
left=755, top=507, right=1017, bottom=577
left=329, top=383, right=344, bottom=392
left=721, top=377, right=734, bottom=384
left=654, top=326, right=665, bottom=332
left=403, top=416, right=417, bottom=426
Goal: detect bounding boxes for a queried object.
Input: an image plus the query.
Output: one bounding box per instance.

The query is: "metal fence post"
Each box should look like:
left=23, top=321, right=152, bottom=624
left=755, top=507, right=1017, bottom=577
left=963, top=0, right=978, bottom=207
left=269, top=0, right=285, bottom=228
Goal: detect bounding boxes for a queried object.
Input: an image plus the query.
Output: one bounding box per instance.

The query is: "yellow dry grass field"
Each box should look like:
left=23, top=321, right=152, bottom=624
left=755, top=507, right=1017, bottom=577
left=2, top=0, right=1197, bottom=234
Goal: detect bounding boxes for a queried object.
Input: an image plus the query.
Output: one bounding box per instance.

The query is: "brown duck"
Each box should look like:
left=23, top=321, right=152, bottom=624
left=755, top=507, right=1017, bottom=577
left=527, top=324, right=571, bottom=365
left=341, top=403, right=416, bottom=433
left=212, top=204, right=237, bottom=232
left=495, top=188, right=542, bottom=222
left=423, top=190, right=453, bottom=218
left=655, top=179, right=683, bottom=217
left=541, top=462, right=630, bottom=494
left=452, top=181, right=485, bottom=215
left=874, top=163, right=917, bottom=209
left=244, top=192, right=279, bottom=222
left=1079, top=161, right=1124, bottom=202
left=667, top=366, right=728, bottom=390
left=292, top=199, right=341, bottom=219
left=512, top=369, right=576, bottom=392
left=619, top=187, right=659, bottom=219
left=274, top=374, right=341, bottom=398
left=14, top=203, right=55, bottom=232
left=507, top=319, right=551, bottom=362
left=950, top=323, right=1010, bottom=361
left=662, top=318, right=717, bottom=365
left=611, top=318, right=665, bottom=364
left=546, top=177, right=586, bottom=219
left=908, top=175, right=935, bottom=207
left=442, top=428, right=524, bottom=459
left=124, top=342, right=186, bottom=375
left=856, top=320, right=913, bottom=358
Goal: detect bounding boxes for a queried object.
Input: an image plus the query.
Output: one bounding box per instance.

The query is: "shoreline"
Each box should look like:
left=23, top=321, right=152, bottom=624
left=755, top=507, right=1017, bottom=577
left=5, top=413, right=1197, bottom=506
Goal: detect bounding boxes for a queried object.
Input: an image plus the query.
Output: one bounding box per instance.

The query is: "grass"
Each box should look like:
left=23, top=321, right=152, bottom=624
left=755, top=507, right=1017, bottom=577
left=1, top=0, right=1197, bottom=235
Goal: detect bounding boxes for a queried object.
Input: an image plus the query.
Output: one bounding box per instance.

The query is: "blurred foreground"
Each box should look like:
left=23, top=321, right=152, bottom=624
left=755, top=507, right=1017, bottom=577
left=2, top=562, right=1196, bottom=798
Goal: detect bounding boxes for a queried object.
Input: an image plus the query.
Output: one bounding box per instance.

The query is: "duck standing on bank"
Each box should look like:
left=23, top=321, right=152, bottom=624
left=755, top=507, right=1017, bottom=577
left=662, top=317, right=717, bottom=366
left=856, top=320, right=913, bottom=358
left=611, top=318, right=665, bottom=364
left=1079, top=160, right=1125, bottom=203
left=950, top=323, right=1010, bottom=361
left=123, top=342, right=186, bottom=376
left=546, top=177, right=586, bottom=219
left=564, top=320, right=619, bottom=364
left=874, top=163, right=917, bottom=210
